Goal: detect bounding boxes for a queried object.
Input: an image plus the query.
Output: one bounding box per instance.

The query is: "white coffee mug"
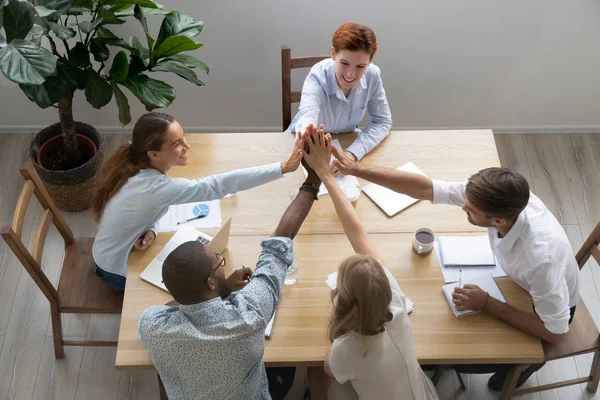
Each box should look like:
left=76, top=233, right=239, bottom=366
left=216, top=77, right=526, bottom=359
left=413, top=228, right=436, bottom=255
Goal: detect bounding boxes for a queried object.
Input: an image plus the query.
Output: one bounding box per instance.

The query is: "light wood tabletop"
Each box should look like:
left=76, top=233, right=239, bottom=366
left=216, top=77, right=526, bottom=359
left=167, top=130, right=499, bottom=235
left=116, top=232, right=544, bottom=370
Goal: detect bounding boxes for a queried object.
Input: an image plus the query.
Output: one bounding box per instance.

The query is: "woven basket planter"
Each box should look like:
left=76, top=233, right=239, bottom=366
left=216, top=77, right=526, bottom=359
left=30, top=122, right=103, bottom=212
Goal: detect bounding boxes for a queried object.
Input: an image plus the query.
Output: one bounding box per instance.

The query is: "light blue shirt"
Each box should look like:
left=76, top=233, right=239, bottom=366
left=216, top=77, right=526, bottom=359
left=92, top=163, right=283, bottom=277
left=287, top=58, right=392, bottom=160
left=138, top=237, right=294, bottom=400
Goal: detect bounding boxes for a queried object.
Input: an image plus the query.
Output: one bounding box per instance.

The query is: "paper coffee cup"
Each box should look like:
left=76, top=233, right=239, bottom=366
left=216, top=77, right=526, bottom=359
left=342, top=186, right=360, bottom=208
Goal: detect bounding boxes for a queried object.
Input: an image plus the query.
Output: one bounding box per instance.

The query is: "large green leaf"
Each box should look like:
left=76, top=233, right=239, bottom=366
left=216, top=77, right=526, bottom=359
left=0, top=39, right=56, bottom=84
left=113, top=3, right=165, bottom=17
left=98, top=7, right=124, bottom=25
left=153, top=36, right=202, bottom=60
left=155, top=11, right=203, bottom=49
left=34, top=0, right=75, bottom=14
left=127, top=54, right=146, bottom=76
left=96, top=26, right=118, bottom=39
left=72, top=0, right=93, bottom=9
left=111, top=82, right=131, bottom=125
left=19, top=69, right=71, bottom=108
left=47, top=21, right=76, bottom=39
left=0, top=35, right=5, bottom=48
left=98, top=26, right=136, bottom=52
left=121, top=74, right=174, bottom=111
left=34, top=6, right=56, bottom=17
left=89, top=37, right=109, bottom=61
left=109, top=50, right=128, bottom=82
left=164, top=53, right=208, bottom=74
left=152, top=61, right=203, bottom=86
left=4, top=0, right=35, bottom=43
left=56, top=58, right=85, bottom=89
left=78, top=18, right=103, bottom=33
left=99, top=0, right=157, bottom=8
left=68, top=42, right=91, bottom=68
left=24, top=24, right=46, bottom=46
left=0, top=0, right=7, bottom=8
left=133, top=5, right=153, bottom=63
left=85, top=70, right=112, bottom=108
left=129, top=35, right=148, bottom=59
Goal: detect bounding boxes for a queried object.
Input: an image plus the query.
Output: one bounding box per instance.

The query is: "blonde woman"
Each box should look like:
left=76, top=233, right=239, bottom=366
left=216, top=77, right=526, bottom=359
left=302, top=125, right=438, bottom=400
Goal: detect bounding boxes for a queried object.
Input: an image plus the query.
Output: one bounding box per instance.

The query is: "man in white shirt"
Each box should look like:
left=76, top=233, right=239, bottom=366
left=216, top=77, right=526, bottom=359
left=331, top=148, right=580, bottom=391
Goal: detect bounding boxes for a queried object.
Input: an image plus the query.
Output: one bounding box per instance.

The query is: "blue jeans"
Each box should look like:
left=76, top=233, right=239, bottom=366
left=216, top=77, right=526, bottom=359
left=95, top=265, right=126, bottom=292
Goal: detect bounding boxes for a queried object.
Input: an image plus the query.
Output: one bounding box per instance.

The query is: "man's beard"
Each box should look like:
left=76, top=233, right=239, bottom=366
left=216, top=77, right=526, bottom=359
left=217, top=274, right=232, bottom=299
left=467, top=215, right=493, bottom=228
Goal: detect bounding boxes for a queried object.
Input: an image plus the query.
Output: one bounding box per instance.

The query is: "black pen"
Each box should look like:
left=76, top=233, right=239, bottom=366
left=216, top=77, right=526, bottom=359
left=177, top=214, right=207, bottom=225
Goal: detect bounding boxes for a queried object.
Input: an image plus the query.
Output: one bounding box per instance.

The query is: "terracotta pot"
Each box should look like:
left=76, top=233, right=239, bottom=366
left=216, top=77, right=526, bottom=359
left=36, top=133, right=98, bottom=168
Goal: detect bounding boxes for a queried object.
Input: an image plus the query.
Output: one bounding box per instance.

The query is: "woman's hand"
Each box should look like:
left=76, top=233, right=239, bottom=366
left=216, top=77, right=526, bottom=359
left=330, top=150, right=357, bottom=175
left=134, top=231, right=156, bottom=251
left=331, top=147, right=360, bottom=176
left=281, top=136, right=305, bottom=174
left=303, top=124, right=333, bottom=178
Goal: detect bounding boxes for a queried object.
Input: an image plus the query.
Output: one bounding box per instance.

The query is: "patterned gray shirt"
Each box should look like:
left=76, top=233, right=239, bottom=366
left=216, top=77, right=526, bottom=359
left=138, top=237, right=293, bottom=400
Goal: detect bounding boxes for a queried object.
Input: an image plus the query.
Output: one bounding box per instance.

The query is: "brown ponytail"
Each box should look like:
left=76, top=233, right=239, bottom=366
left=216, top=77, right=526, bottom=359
left=93, top=112, right=175, bottom=221
left=327, top=254, right=394, bottom=356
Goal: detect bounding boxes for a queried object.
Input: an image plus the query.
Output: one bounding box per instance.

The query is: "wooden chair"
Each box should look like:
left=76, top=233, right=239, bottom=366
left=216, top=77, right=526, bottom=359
left=281, top=46, right=329, bottom=131
left=0, top=168, right=123, bottom=359
left=486, top=221, right=600, bottom=398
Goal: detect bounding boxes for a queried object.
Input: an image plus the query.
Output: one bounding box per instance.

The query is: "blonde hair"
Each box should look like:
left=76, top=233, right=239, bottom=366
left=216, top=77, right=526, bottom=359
left=327, top=254, right=393, bottom=356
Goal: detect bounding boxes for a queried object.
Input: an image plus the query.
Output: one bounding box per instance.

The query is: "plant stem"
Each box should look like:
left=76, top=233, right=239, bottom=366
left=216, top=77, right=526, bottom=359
left=84, top=6, right=100, bottom=46
left=62, top=39, right=71, bottom=53
left=58, top=91, right=80, bottom=162
left=46, top=34, right=61, bottom=57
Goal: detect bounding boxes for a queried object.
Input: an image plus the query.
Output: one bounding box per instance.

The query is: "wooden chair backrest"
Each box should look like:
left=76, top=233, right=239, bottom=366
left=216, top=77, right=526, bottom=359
left=576, top=221, right=600, bottom=270
left=0, top=168, right=75, bottom=307
left=281, top=46, right=329, bottom=131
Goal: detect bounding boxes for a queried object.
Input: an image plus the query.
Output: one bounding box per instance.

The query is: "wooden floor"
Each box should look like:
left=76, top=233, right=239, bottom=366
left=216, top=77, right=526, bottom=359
left=0, top=132, right=599, bottom=400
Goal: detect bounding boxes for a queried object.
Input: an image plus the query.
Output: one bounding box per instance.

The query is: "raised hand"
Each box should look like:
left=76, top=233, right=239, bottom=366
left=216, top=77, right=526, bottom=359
left=281, top=136, right=305, bottom=174
left=303, top=125, right=332, bottom=178
left=331, top=146, right=359, bottom=176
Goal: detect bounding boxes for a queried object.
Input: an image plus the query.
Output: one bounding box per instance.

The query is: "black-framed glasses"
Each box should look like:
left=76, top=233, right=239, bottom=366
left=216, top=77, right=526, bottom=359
left=210, top=251, right=226, bottom=276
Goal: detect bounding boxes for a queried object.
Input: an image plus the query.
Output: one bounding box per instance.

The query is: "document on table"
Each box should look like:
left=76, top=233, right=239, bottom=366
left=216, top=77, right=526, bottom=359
left=434, top=241, right=507, bottom=283
left=325, top=271, right=413, bottom=313
left=156, top=200, right=222, bottom=232
left=438, top=235, right=495, bottom=266
left=301, top=139, right=359, bottom=196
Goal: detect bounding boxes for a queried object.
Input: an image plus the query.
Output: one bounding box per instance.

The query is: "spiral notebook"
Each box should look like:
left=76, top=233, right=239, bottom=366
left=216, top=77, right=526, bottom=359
left=442, top=273, right=506, bottom=317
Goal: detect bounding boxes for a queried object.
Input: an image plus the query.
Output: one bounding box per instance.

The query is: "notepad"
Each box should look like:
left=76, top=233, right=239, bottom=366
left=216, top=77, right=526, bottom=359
left=438, top=235, right=495, bottom=267
left=442, top=273, right=506, bottom=317
left=362, top=162, right=428, bottom=216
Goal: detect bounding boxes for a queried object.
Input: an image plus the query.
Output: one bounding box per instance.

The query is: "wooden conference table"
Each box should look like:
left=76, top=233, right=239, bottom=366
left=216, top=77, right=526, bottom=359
left=116, top=130, right=544, bottom=391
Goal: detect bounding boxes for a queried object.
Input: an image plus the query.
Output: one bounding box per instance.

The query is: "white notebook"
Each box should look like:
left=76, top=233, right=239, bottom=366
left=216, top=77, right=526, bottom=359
left=438, top=235, right=495, bottom=266
left=362, top=162, right=428, bottom=216
left=442, top=273, right=506, bottom=317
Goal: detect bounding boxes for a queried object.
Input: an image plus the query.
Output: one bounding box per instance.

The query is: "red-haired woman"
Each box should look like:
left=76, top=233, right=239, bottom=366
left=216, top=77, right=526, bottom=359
left=287, top=22, right=392, bottom=164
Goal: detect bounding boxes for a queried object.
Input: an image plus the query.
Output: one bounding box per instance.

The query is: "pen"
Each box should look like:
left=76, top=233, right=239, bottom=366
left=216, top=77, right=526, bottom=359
left=459, top=269, right=462, bottom=289
left=177, top=214, right=207, bottom=225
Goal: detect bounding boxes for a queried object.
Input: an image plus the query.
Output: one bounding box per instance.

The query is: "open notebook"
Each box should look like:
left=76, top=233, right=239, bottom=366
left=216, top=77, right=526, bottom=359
left=438, top=235, right=495, bottom=266
left=442, top=273, right=506, bottom=317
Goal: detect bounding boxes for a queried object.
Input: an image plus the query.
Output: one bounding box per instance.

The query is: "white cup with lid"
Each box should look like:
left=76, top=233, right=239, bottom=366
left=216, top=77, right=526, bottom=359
left=342, top=185, right=360, bottom=209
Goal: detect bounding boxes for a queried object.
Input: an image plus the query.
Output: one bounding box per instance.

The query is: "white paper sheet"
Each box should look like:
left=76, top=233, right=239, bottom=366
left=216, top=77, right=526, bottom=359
left=156, top=200, right=222, bottom=232
left=434, top=242, right=507, bottom=283
left=301, top=139, right=359, bottom=196
left=325, top=271, right=413, bottom=313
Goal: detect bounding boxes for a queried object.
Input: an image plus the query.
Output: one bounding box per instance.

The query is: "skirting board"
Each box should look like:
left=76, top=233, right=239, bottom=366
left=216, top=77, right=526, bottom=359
left=1, top=125, right=599, bottom=134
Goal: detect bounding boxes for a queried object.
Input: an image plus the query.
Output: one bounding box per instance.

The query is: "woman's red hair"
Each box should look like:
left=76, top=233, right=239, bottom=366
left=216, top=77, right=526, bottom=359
left=332, top=22, right=378, bottom=60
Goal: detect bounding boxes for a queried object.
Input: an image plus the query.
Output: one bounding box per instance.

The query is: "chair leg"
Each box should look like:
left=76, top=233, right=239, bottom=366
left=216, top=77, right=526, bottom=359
left=455, top=370, right=466, bottom=390
left=499, top=364, right=525, bottom=400
left=431, top=365, right=446, bottom=385
left=50, top=305, right=64, bottom=359
left=587, top=350, right=600, bottom=393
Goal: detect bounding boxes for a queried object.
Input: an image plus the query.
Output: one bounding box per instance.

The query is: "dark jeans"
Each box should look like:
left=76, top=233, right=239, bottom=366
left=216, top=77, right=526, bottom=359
left=454, top=304, right=577, bottom=375
left=156, top=367, right=296, bottom=400
left=95, top=265, right=126, bottom=292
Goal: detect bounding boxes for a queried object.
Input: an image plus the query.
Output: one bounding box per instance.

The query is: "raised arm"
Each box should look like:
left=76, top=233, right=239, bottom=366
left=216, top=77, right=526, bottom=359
left=303, top=125, right=383, bottom=264
left=331, top=147, right=434, bottom=201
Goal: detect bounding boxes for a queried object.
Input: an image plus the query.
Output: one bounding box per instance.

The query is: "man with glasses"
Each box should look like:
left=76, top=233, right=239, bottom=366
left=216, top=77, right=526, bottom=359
left=138, top=131, right=322, bottom=400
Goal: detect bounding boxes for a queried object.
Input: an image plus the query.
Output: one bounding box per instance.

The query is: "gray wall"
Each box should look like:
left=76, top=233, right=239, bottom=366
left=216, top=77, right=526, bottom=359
left=1, top=0, right=599, bottom=133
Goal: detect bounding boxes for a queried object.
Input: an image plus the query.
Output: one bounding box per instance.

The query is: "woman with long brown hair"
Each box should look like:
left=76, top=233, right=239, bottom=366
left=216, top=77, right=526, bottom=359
left=92, top=112, right=303, bottom=291
left=302, top=126, right=437, bottom=400
left=287, top=22, right=392, bottom=165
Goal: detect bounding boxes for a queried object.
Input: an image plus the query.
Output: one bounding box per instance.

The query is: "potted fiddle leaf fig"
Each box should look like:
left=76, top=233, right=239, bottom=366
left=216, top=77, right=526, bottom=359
left=0, top=0, right=208, bottom=211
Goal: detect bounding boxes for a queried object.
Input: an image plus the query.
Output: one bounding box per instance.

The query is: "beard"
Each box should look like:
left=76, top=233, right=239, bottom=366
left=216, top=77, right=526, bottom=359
left=217, top=274, right=232, bottom=299
left=467, top=215, right=494, bottom=228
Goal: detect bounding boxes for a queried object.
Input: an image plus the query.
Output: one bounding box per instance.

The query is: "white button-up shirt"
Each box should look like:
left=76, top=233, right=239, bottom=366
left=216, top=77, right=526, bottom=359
left=287, top=59, right=392, bottom=160
left=432, top=180, right=580, bottom=334
left=138, top=237, right=294, bottom=400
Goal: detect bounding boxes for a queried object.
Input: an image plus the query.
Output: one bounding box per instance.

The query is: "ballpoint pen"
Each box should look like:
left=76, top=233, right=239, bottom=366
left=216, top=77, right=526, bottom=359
left=177, top=214, right=207, bottom=225
left=458, top=269, right=462, bottom=289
